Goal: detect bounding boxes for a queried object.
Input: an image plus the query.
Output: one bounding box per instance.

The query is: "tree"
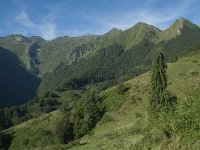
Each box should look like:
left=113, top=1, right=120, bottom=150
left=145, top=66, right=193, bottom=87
left=54, top=89, right=103, bottom=142
left=72, top=89, right=102, bottom=139
left=54, top=117, right=73, bottom=144
left=116, top=83, right=129, bottom=95
left=149, top=51, right=177, bottom=115
left=54, top=101, right=73, bottom=144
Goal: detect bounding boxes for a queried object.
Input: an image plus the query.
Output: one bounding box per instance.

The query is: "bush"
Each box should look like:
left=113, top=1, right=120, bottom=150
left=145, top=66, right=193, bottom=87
left=72, top=90, right=102, bottom=139
left=73, top=120, right=89, bottom=139
left=54, top=117, right=74, bottom=144
left=55, top=89, right=103, bottom=143
left=116, top=83, right=130, bottom=95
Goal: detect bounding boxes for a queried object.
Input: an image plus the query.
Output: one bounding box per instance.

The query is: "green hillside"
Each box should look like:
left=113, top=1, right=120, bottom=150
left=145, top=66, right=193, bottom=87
left=38, top=18, right=200, bottom=95
left=0, top=34, right=101, bottom=106
left=1, top=18, right=200, bottom=101
left=1, top=18, right=200, bottom=150
left=1, top=48, right=200, bottom=149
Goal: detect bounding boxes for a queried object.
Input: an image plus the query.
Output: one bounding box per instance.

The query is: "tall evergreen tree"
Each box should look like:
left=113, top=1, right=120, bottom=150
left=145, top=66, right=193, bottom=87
left=149, top=51, right=177, bottom=114
left=150, top=51, right=167, bottom=112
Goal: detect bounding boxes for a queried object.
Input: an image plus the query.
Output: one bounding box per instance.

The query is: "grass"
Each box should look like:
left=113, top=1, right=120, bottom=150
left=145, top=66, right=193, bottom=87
left=4, top=50, right=200, bottom=149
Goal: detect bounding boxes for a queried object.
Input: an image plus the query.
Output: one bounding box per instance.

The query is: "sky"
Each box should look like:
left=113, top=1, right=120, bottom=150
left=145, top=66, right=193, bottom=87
left=0, top=0, right=200, bottom=40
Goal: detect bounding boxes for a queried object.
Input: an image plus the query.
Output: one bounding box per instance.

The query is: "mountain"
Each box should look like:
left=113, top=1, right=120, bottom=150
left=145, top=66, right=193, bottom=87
left=0, top=35, right=102, bottom=106
left=0, top=34, right=100, bottom=76
left=156, top=18, right=200, bottom=43
left=1, top=17, right=200, bottom=149
left=102, top=28, right=123, bottom=39
left=38, top=18, right=200, bottom=94
left=99, top=22, right=160, bottom=50
left=0, top=17, right=200, bottom=106
left=2, top=47, right=200, bottom=149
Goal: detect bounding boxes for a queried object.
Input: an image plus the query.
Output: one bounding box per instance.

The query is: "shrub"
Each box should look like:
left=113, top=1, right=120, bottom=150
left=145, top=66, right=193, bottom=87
left=55, top=89, right=103, bottom=143
left=190, top=71, right=199, bottom=76
left=116, top=83, right=130, bottom=95
left=54, top=117, right=74, bottom=144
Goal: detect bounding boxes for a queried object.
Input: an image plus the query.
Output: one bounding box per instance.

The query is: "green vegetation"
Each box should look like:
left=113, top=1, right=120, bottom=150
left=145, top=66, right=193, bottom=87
left=0, top=95, right=61, bottom=129
left=135, top=83, right=200, bottom=149
left=1, top=49, right=200, bottom=149
left=54, top=114, right=73, bottom=144
left=54, top=90, right=103, bottom=144
left=136, top=51, right=178, bottom=149
left=150, top=51, right=168, bottom=113
left=116, top=83, right=130, bottom=95
left=149, top=51, right=177, bottom=114
left=1, top=18, right=200, bottom=107
left=38, top=18, right=200, bottom=95
left=175, top=82, right=200, bottom=145
left=1, top=18, right=200, bottom=149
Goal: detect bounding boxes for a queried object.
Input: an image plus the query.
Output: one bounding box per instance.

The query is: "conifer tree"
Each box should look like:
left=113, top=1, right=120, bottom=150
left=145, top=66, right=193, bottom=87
left=150, top=51, right=167, bottom=112
left=149, top=51, right=177, bottom=114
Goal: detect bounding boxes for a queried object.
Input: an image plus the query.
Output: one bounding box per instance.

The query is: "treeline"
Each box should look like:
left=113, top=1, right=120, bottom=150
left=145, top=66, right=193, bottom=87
left=39, top=42, right=153, bottom=94
left=0, top=94, right=61, bottom=130
left=39, top=36, right=200, bottom=95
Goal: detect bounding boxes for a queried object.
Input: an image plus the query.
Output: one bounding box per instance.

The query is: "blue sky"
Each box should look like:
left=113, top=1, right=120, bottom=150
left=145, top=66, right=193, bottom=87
left=0, top=0, right=200, bottom=40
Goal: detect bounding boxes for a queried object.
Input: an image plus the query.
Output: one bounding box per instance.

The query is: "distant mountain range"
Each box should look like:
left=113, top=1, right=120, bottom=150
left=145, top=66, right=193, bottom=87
left=1, top=17, right=200, bottom=107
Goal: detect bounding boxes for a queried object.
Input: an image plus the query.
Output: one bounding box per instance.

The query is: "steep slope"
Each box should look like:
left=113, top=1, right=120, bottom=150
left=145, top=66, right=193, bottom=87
left=0, top=47, right=40, bottom=107
left=100, top=22, right=160, bottom=49
left=156, top=18, right=200, bottom=43
left=0, top=35, right=100, bottom=76
left=69, top=50, right=200, bottom=150
left=0, top=35, right=39, bottom=73
left=0, top=35, right=102, bottom=107
left=124, top=22, right=160, bottom=49
left=38, top=18, right=200, bottom=94
left=37, top=35, right=101, bottom=76
left=38, top=23, right=160, bottom=93
left=3, top=48, right=200, bottom=149
left=1, top=18, right=200, bottom=107
left=156, top=18, right=200, bottom=60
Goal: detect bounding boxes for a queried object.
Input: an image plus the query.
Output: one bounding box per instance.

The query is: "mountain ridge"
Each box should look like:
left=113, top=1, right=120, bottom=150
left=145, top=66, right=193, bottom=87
left=2, top=17, right=198, bottom=40
left=0, top=17, right=200, bottom=106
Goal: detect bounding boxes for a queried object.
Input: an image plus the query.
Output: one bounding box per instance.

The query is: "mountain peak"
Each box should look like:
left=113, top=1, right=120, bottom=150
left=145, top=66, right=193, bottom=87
left=172, top=17, right=199, bottom=29
left=135, top=21, right=148, bottom=26
left=176, top=17, right=188, bottom=22
left=106, top=28, right=122, bottom=36
left=4, top=34, right=29, bottom=42
left=122, top=22, right=160, bottom=49
left=156, top=18, right=200, bottom=43
left=129, top=22, right=160, bottom=32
